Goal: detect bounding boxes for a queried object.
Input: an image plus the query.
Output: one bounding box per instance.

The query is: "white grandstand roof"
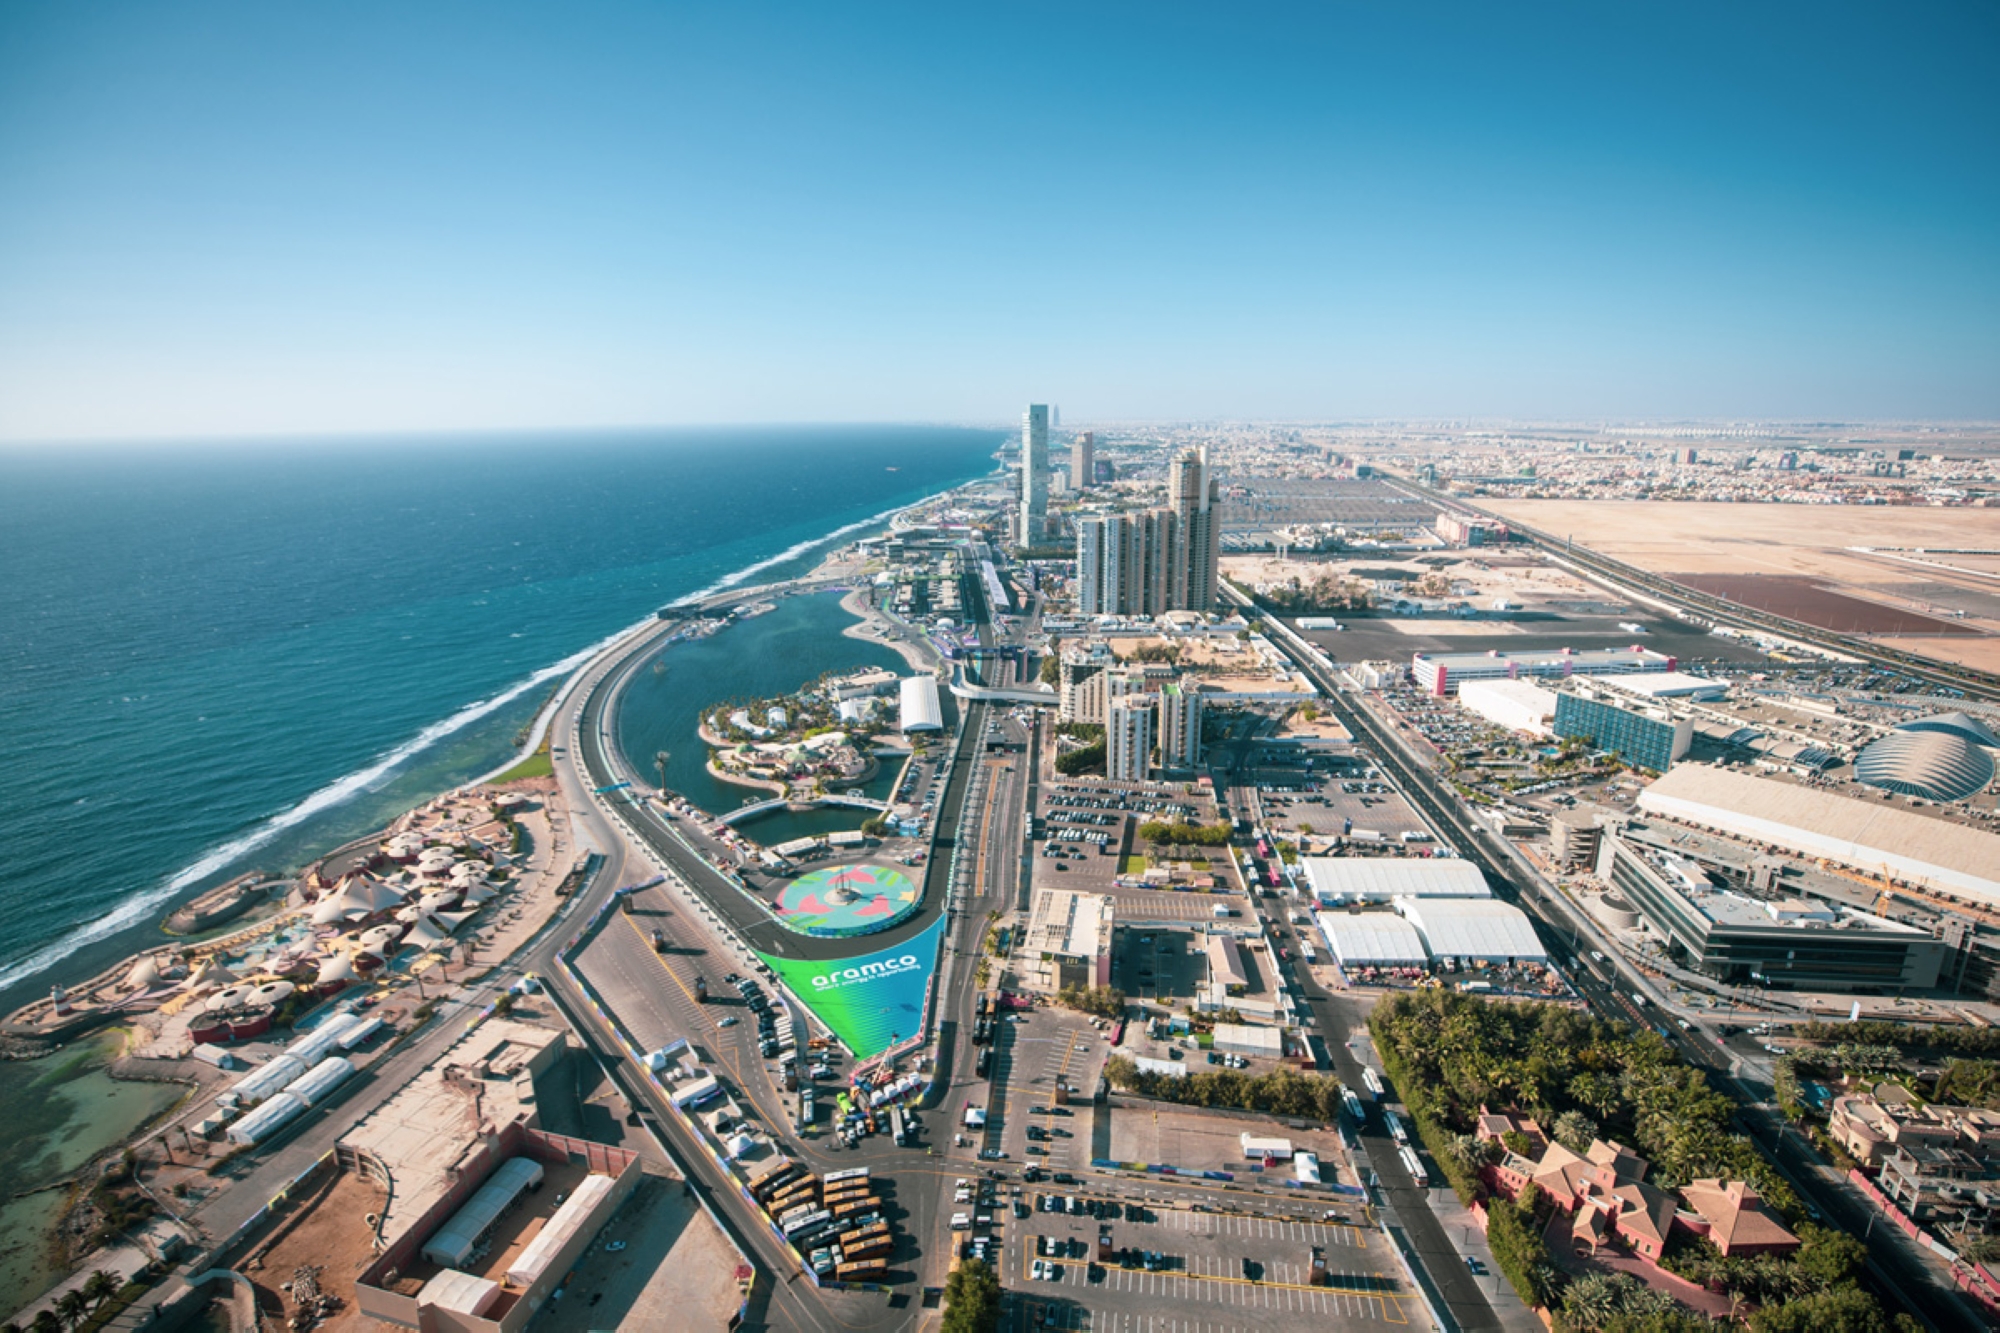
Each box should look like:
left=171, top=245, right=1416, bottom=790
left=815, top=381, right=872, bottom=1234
left=1397, top=899, right=1548, bottom=963
left=1639, top=764, right=2000, bottom=905
left=1314, top=911, right=1428, bottom=968
left=898, top=674, right=943, bottom=732
left=1301, top=857, right=1489, bottom=903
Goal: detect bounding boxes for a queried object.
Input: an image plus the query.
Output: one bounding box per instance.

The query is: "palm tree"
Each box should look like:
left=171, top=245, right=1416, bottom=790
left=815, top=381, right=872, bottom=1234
left=30, top=1312, right=59, bottom=1333
left=81, top=1270, right=119, bottom=1311
left=654, top=749, right=671, bottom=794
left=53, top=1290, right=87, bottom=1331
left=1551, top=1110, right=1597, bottom=1153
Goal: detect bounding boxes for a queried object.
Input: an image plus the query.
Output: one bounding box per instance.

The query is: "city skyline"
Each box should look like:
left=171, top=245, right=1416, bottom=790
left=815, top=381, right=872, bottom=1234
left=1, top=2, right=1995, bottom=441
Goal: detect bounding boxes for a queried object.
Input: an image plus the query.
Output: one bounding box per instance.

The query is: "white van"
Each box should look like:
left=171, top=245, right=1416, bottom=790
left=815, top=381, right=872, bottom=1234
left=950, top=1212, right=972, bottom=1230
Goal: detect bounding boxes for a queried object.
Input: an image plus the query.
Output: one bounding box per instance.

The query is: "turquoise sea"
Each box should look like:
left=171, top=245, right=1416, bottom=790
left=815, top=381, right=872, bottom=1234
left=0, top=426, right=1002, bottom=1011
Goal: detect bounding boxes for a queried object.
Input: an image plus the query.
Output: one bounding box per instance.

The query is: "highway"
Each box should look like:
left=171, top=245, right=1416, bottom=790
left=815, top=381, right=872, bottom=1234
left=1238, top=595, right=1981, bottom=1331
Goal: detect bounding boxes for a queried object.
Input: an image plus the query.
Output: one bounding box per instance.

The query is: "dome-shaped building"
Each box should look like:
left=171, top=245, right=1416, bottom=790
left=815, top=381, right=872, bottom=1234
left=1896, top=711, right=2000, bottom=748
left=1854, top=729, right=1995, bottom=803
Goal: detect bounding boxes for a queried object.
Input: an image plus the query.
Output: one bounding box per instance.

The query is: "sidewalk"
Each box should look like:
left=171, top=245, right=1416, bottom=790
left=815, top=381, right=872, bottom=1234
left=1427, top=1188, right=1545, bottom=1333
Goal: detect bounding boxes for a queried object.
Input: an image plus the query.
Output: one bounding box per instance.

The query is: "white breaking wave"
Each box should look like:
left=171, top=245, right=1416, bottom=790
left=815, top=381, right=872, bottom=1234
left=0, top=627, right=634, bottom=994
left=668, top=499, right=918, bottom=608
left=0, top=489, right=942, bottom=994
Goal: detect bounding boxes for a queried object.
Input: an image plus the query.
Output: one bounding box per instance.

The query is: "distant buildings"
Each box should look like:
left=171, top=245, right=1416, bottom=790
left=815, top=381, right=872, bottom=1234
left=1072, top=446, right=1220, bottom=615
left=1019, top=404, right=1049, bottom=545
left=1168, top=446, right=1221, bottom=610
left=1070, top=431, right=1095, bottom=493
left=1409, top=645, right=1677, bottom=697
left=1433, top=512, right=1510, bottom=547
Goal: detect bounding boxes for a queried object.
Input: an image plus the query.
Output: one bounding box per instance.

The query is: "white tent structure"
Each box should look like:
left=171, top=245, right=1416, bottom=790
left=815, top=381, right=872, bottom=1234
left=185, top=959, right=240, bottom=993
left=127, top=956, right=164, bottom=989
left=316, top=953, right=358, bottom=985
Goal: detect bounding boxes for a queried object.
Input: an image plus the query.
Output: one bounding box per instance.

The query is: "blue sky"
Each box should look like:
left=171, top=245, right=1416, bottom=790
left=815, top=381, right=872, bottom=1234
left=0, top=2, right=1994, bottom=438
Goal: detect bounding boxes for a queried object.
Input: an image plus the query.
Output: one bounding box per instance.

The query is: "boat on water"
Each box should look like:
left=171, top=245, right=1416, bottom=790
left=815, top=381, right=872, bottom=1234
left=731, top=601, right=778, bottom=619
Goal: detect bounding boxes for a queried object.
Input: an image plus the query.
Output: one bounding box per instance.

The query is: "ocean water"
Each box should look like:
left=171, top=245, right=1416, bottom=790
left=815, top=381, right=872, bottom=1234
left=0, top=426, right=1001, bottom=1009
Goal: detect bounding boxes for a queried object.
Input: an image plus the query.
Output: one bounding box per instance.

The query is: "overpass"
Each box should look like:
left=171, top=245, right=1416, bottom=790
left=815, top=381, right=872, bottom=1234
left=946, top=667, right=1059, bottom=707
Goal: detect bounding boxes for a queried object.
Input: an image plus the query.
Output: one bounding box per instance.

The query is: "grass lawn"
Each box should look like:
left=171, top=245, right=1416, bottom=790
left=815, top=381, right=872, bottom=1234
left=492, top=743, right=553, bottom=784
left=1120, top=855, right=1147, bottom=875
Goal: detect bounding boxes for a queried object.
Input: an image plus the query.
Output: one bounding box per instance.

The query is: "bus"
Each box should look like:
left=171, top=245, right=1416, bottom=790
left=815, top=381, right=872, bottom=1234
left=1256, top=837, right=1273, bottom=859
left=1386, top=1111, right=1410, bottom=1146
left=834, top=1259, right=886, bottom=1282
left=1299, top=940, right=1317, bottom=965
left=1266, top=865, right=1282, bottom=889
left=831, top=1195, right=881, bottom=1220
left=841, top=1234, right=893, bottom=1264
left=891, top=1105, right=909, bottom=1147
left=1398, top=1145, right=1429, bottom=1188
left=768, top=1181, right=819, bottom=1216
left=823, top=1167, right=870, bottom=1189
left=844, top=1221, right=891, bottom=1247
left=823, top=1183, right=873, bottom=1210
left=749, top=1159, right=805, bottom=1202
left=783, top=1209, right=832, bottom=1239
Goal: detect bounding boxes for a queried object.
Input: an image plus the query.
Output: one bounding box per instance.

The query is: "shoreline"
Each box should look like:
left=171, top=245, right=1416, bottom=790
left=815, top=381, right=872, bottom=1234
left=0, top=473, right=989, bottom=1015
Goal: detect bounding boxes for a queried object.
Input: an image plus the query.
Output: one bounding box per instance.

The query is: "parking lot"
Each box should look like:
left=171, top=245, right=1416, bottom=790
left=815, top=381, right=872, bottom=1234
left=981, top=1007, right=1110, bottom=1171
left=1005, top=1189, right=1407, bottom=1331
left=1034, top=778, right=1231, bottom=896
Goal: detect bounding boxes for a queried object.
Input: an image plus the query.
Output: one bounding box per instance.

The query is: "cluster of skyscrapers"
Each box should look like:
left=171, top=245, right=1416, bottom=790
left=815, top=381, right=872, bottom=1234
left=1058, top=643, right=1204, bottom=780
left=1073, top=446, right=1220, bottom=615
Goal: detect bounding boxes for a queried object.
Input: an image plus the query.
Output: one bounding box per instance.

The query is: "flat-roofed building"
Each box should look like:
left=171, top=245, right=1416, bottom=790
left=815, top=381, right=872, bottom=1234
left=1596, top=671, right=1730, bottom=702
left=1204, top=932, right=1248, bottom=993
left=1106, top=693, right=1153, bottom=781
left=1458, top=678, right=1558, bottom=736
left=1301, top=856, right=1489, bottom=906
left=1213, top=1023, right=1282, bottom=1059
left=1022, top=888, right=1114, bottom=992
left=1554, top=681, right=1693, bottom=773
left=1637, top=763, right=2000, bottom=907
left=1411, top=645, right=1677, bottom=697
left=1597, top=828, right=1945, bottom=990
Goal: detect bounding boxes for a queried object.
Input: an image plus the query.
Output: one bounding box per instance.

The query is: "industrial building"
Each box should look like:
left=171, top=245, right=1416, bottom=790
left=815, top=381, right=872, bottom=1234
left=1396, top=899, right=1548, bottom=965
left=1212, top=1023, right=1283, bottom=1060
left=1410, top=645, right=1677, bottom=697
left=1637, top=763, right=2000, bottom=907
left=897, top=674, right=943, bottom=733
left=1022, top=888, right=1114, bottom=992
left=1553, top=680, right=1693, bottom=773
left=1596, top=829, right=1945, bottom=990
left=1457, top=678, right=1558, bottom=736
left=1300, top=856, right=1489, bottom=906
left=1313, top=910, right=1429, bottom=969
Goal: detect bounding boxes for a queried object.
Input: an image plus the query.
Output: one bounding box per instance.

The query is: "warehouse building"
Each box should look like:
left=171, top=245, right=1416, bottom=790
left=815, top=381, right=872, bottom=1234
left=1396, top=898, right=1548, bottom=965
left=1301, top=856, right=1490, bottom=906
left=1410, top=645, right=1677, bottom=697
left=1314, top=910, right=1428, bottom=969
left=1212, top=1023, right=1284, bottom=1060
left=1637, top=764, right=2000, bottom=908
left=1596, top=828, right=1945, bottom=990
left=1457, top=678, right=1558, bottom=736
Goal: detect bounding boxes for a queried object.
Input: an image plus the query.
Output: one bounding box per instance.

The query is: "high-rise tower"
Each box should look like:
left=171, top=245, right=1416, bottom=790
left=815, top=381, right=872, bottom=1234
left=1168, top=445, right=1220, bottom=610
left=1019, top=404, right=1049, bottom=545
left=1070, top=431, right=1095, bottom=493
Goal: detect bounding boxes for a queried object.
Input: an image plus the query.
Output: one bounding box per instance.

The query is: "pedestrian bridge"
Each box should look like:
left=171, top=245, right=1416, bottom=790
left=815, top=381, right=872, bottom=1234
left=719, top=792, right=891, bottom=825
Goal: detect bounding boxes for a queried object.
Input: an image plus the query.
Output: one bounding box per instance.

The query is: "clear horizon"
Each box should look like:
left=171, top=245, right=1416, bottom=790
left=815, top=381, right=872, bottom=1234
left=2, top=1, right=1996, bottom=440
